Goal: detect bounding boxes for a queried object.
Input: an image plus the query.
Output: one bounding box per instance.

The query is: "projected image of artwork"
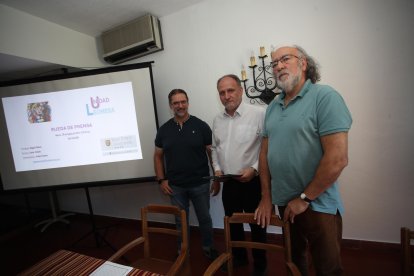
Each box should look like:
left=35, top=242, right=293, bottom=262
left=27, top=102, right=51, bottom=123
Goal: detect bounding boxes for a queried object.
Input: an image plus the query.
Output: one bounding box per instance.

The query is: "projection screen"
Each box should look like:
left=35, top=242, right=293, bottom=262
left=0, top=62, right=158, bottom=191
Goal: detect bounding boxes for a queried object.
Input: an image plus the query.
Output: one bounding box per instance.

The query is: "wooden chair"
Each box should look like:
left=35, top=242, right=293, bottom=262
left=401, top=227, right=414, bottom=276
left=108, top=204, right=190, bottom=276
left=203, top=212, right=301, bottom=276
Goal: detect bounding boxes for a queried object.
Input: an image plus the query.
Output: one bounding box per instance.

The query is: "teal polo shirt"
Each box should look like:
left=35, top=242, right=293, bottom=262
left=263, top=79, right=352, bottom=215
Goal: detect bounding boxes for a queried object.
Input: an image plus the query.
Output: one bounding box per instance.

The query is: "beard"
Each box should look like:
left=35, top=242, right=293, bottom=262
left=224, top=98, right=242, bottom=115
left=276, top=61, right=303, bottom=92
left=277, top=70, right=301, bottom=92
left=225, top=102, right=238, bottom=113
left=174, top=108, right=187, bottom=118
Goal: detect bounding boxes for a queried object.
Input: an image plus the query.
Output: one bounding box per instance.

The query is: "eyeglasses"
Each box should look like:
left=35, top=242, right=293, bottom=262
left=171, top=100, right=188, bottom=106
left=271, top=54, right=301, bottom=68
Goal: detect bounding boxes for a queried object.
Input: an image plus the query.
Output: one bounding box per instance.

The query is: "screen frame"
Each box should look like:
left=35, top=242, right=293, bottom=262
left=0, top=62, right=159, bottom=194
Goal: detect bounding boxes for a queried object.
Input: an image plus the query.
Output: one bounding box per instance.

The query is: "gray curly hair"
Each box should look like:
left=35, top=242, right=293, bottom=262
left=294, top=45, right=321, bottom=83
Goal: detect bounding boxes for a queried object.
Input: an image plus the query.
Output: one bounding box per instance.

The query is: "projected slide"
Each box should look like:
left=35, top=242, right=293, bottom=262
left=2, top=82, right=142, bottom=172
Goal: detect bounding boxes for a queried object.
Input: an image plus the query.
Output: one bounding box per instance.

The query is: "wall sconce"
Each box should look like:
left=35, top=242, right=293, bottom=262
left=241, top=46, right=280, bottom=105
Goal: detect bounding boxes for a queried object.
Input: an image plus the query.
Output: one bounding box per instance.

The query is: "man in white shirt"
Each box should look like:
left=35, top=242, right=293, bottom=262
left=211, top=74, right=267, bottom=276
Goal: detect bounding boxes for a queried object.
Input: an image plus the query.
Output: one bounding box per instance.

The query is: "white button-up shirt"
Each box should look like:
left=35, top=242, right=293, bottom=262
left=211, top=102, right=265, bottom=174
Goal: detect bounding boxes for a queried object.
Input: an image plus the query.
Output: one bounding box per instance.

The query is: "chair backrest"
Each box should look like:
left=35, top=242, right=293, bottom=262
left=224, top=212, right=300, bottom=276
left=401, top=227, right=414, bottom=276
left=108, top=204, right=189, bottom=276
left=142, top=204, right=188, bottom=258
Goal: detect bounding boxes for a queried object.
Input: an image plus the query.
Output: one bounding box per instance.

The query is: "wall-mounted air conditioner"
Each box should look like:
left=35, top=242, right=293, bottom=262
left=100, top=14, right=163, bottom=64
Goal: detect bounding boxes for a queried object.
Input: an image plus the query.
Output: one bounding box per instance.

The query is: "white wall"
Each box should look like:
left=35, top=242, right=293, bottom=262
left=0, top=4, right=104, bottom=68
left=3, top=0, right=414, bottom=244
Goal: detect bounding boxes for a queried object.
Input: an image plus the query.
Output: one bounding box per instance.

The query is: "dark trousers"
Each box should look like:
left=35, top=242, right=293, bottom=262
left=278, top=206, right=343, bottom=276
left=222, top=176, right=267, bottom=270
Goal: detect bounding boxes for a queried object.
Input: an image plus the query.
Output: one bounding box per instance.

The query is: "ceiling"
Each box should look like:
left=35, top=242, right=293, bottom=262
left=0, top=0, right=207, bottom=82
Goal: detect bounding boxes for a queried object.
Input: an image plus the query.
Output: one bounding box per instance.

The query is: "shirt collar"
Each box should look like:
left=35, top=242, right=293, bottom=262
left=276, top=79, right=312, bottom=105
left=173, top=114, right=191, bottom=125
left=223, top=102, right=245, bottom=118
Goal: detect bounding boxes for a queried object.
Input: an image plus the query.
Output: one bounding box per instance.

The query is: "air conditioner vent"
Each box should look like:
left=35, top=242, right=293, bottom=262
left=101, top=14, right=163, bottom=64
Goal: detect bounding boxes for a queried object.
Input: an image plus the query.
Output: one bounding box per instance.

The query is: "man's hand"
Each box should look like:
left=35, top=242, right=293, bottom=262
left=210, top=181, right=220, bottom=196
left=254, top=195, right=273, bottom=228
left=236, top=167, right=256, bottom=182
left=160, top=180, right=173, bottom=195
left=214, top=170, right=223, bottom=177
left=283, top=198, right=309, bottom=223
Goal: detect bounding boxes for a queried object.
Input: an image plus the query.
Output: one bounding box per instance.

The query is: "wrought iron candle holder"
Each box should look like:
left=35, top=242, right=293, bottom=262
left=241, top=47, right=280, bottom=105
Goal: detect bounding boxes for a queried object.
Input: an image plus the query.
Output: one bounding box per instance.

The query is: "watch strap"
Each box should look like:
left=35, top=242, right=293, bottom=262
left=157, top=178, right=166, bottom=184
left=300, top=193, right=312, bottom=203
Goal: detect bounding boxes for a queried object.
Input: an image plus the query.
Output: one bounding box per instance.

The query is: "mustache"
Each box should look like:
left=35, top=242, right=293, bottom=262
left=277, top=70, right=289, bottom=78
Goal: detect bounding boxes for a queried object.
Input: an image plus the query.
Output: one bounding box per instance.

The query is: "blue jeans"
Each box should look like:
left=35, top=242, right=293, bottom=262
left=170, top=182, right=214, bottom=250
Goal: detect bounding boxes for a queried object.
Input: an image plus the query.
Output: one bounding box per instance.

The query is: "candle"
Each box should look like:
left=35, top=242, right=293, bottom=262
left=260, top=46, right=265, bottom=56
left=250, top=56, right=256, bottom=67
left=241, top=66, right=247, bottom=81
left=250, top=51, right=256, bottom=66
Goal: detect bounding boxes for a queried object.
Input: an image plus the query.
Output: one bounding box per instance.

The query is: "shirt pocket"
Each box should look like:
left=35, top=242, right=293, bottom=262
left=235, top=124, right=258, bottom=144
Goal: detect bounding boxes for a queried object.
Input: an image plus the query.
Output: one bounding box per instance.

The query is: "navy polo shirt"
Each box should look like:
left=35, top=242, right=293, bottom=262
left=155, top=115, right=212, bottom=187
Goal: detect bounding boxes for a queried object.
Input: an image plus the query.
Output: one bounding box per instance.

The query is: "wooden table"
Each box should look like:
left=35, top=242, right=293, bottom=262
left=18, top=249, right=161, bottom=276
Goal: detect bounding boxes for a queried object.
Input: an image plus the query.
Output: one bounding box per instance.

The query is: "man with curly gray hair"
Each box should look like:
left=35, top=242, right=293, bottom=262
left=255, top=45, right=352, bottom=276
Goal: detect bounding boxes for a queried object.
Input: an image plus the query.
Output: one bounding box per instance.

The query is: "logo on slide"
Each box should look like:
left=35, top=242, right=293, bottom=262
left=86, top=96, right=114, bottom=116
left=27, top=102, right=51, bottom=123
left=105, top=139, right=111, bottom=146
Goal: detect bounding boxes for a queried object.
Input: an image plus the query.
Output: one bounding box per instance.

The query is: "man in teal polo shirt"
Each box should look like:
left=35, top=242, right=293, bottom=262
left=254, top=45, right=352, bottom=276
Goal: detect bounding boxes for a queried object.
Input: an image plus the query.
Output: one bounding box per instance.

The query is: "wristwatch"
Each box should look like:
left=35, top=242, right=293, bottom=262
left=157, top=178, right=166, bottom=184
left=300, top=193, right=312, bottom=203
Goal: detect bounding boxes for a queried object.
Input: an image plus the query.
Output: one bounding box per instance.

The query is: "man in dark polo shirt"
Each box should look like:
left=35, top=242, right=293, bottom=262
left=154, top=88, right=220, bottom=260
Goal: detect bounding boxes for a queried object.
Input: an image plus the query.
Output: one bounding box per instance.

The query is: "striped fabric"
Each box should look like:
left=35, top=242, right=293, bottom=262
left=18, top=249, right=162, bottom=276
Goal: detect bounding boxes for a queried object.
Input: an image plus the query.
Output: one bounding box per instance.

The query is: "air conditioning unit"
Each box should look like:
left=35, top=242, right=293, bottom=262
left=100, top=14, right=163, bottom=64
